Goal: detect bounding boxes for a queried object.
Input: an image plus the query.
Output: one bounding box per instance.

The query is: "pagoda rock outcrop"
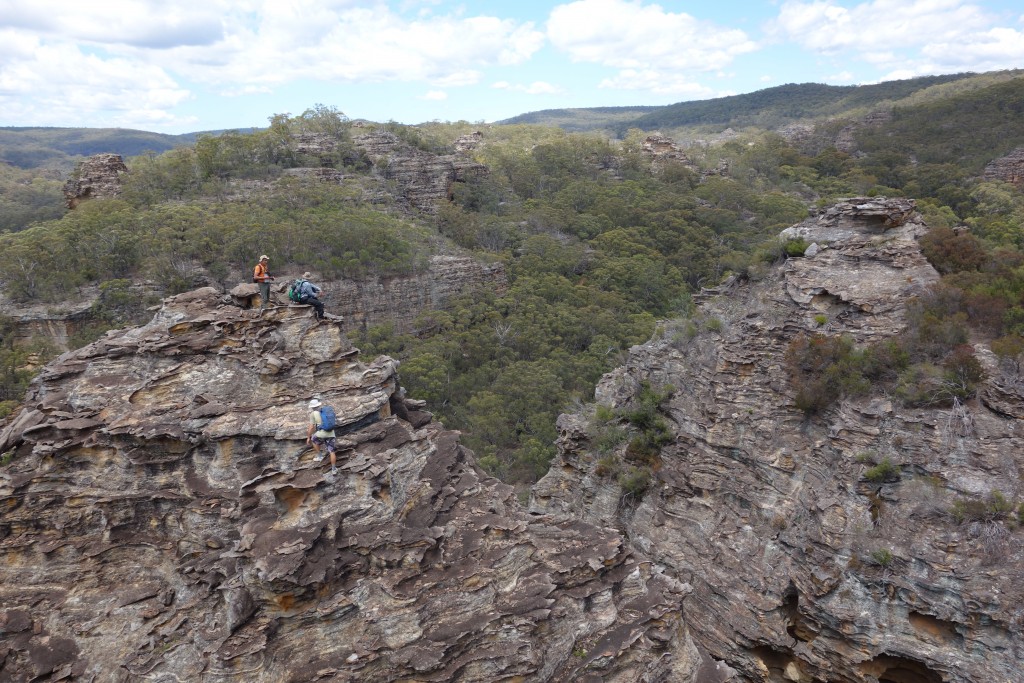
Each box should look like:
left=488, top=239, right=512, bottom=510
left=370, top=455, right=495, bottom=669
left=352, top=130, right=489, bottom=214
left=62, top=153, right=128, bottom=209
left=982, top=146, right=1024, bottom=187
left=0, top=287, right=700, bottom=681
left=533, top=197, right=1024, bottom=682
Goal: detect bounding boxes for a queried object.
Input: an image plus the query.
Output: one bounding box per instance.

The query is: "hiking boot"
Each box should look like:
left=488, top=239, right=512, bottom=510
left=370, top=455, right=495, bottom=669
left=313, top=452, right=324, bottom=463
left=331, top=465, right=338, bottom=476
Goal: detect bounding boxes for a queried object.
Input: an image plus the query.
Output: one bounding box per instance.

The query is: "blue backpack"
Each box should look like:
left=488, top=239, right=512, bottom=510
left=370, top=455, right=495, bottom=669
left=319, top=405, right=337, bottom=431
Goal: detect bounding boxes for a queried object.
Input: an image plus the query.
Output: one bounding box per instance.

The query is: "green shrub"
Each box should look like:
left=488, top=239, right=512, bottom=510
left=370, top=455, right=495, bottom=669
left=595, top=455, right=619, bottom=478
left=704, top=317, right=723, bottom=333
left=951, top=490, right=1016, bottom=524
left=592, top=423, right=628, bottom=455
left=864, top=458, right=901, bottom=483
left=895, top=346, right=984, bottom=407
left=783, top=237, right=810, bottom=257
left=786, top=333, right=871, bottom=415
left=0, top=401, right=20, bottom=420
left=919, top=226, right=987, bottom=274
left=869, top=548, right=894, bottom=567
left=618, top=466, right=652, bottom=500
left=813, top=314, right=828, bottom=326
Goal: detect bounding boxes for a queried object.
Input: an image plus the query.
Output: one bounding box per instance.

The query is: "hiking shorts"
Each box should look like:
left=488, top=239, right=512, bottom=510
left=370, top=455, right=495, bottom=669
left=311, top=435, right=336, bottom=452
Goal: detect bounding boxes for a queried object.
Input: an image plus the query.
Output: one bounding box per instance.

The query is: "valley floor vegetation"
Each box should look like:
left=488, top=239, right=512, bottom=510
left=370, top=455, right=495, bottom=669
left=2, top=81, right=1024, bottom=483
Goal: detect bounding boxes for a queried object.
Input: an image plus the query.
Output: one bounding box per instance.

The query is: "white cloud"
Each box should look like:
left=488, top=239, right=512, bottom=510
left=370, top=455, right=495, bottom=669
left=421, top=90, right=448, bottom=100
left=598, top=69, right=717, bottom=97
left=0, top=37, right=191, bottom=128
left=0, top=2, right=546, bottom=128
left=545, top=0, right=756, bottom=96
left=183, top=5, right=545, bottom=88
left=490, top=80, right=562, bottom=95
left=0, top=0, right=225, bottom=48
left=767, top=0, right=1020, bottom=74
left=826, top=70, right=855, bottom=82
left=221, top=85, right=274, bottom=97
left=922, top=26, right=1024, bottom=70
left=431, top=71, right=483, bottom=88
left=547, top=0, right=757, bottom=72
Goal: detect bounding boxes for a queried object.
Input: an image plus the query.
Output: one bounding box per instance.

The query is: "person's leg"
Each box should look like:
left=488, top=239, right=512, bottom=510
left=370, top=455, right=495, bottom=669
left=300, top=295, right=323, bottom=318
left=328, top=438, right=337, bottom=472
left=311, top=435, right=325, bottom=461
left=259, top=282, right=270, bottom=308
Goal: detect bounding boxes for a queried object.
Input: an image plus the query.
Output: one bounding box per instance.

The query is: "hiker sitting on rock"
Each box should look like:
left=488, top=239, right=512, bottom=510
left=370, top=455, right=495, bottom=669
left=295, top=272, right=325, bottom=320
left=306, top=398, right=338, bottom=475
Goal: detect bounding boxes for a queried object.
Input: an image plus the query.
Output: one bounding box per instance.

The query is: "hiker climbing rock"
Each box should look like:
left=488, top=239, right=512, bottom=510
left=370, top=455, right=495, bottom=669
left=252, top=255, right=274, bottom=309
left=307, top=397, right=338, bottom=475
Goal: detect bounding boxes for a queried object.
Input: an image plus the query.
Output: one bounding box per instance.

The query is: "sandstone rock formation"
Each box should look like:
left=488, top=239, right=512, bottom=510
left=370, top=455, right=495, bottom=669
left=453, top=132, right=484, bottom=154
left=533, top=197, right=1023, bottom=682
left=640, top=135, right=692, bottom=166
left=834, top=111, right=893, bottom=155
left=229, top=254, right=507, bottom=336
left=1, top=256, right=506, bottom=352
left=352, top=130, right=490, bottom=214
left=982, top=146, right=1024, bottom=187
left=0, top=287, right=700, bottom=681
left=62, top=154, right=128, bottom=209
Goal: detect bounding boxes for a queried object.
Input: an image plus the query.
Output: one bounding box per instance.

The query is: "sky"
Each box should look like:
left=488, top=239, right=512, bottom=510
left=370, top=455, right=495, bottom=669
left=1, top=0, right=1023, bottom=134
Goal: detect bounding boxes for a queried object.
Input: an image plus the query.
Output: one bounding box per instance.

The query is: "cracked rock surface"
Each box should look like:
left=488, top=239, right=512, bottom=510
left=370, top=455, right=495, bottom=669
left=533, top=198, right=1024, bottom=683
left=0, top=287, right=699, bottom=682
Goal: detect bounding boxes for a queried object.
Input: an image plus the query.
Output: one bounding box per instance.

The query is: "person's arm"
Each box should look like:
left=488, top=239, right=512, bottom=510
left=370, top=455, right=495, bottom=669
left=306, top=415, right=316, bottom=442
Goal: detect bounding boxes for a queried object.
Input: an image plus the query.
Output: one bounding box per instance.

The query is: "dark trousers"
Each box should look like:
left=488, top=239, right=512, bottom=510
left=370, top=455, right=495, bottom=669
left=258, top=282, right=271, bottom=308
left=300, top=295, right=324, bottom=319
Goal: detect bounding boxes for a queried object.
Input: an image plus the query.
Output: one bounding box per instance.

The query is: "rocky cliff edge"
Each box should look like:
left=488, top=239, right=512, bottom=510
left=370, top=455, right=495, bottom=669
left=533, top=198, right=1024, bottom=683
left=0, top=288, right=698, bottom=682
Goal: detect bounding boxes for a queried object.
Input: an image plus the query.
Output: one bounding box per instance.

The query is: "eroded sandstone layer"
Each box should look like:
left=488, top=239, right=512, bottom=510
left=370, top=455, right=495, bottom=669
left=62, top=154, right=129, bottom=209
left=0, top=288, right=699, bottom=681
left=533, top=198, right=1024, bottom=683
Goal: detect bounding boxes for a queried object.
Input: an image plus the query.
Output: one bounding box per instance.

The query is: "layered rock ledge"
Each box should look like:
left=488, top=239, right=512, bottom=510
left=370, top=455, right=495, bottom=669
left=533, top=198, right=1024, bottom=683
left=0, top=288, right=698, bottom=681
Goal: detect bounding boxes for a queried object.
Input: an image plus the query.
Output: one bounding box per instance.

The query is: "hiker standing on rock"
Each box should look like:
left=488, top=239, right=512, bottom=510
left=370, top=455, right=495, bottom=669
left=253, top=255, right=275, bottom=309
left=307, top=398, right=338, bottom=475
left=296, top=272, right=326, bottom=320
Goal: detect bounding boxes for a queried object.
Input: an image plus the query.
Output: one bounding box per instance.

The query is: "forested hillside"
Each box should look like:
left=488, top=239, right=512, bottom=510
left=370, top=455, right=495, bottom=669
left=2, top=74, right=1024, bottom=486
left=504, top=70, right=1024, bottom=137
left=0, top=126, right=203, bottom=170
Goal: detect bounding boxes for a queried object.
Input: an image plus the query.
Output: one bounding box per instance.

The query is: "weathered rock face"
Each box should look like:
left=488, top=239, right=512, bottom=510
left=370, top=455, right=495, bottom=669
left=230, top=254, right=508, bottom=335
left=62, top=153, right=128, bottom=209
left=533, top=198, right=1024, bottom=682
left=834, top=111, right=893, bottom=155
left=352, top=130, right=490, bottom=214
left=641, top=135, right=693, bottom=166
left=982, top=146, right=1024, bottom=186
left=1, top=256, right=506, bottom=352
left=0, top=287, right=701, bottom=681
left=453, top=132, right=484, bottom=154
left=319, top=255, right=506, bottom=333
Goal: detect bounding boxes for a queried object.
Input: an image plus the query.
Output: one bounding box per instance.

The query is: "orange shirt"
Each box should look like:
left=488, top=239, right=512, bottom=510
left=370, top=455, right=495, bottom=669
left=254, top=262, right=270, bottom=282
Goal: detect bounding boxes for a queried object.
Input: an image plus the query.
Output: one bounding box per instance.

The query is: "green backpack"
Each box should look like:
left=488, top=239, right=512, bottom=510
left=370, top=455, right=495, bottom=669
left=287, top=278, right=306, bottom=303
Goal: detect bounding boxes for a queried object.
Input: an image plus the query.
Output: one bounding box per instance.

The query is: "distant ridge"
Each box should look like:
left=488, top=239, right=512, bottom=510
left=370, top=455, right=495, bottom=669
left=498, top=106, right=659, bottom=132
left=0, top=126, right=256, bottom=170
left=498, top=70, right=1024, bottom=135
